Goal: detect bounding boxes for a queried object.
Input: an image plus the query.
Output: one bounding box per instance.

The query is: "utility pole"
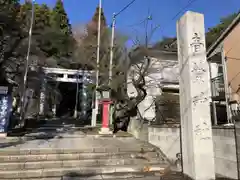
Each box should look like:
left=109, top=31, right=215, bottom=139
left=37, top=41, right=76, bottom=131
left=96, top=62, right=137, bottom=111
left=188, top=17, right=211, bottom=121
left=19, top=0, right=35, bottom=127
left=108, top=13, right=116, bottom=85
left=107, top=1, right=138, bottom=127
left=92, top=0, right=102, bottom=127
left=108, top=13, right=116, bottom=128
left=108, top=0, right=138, bottom=87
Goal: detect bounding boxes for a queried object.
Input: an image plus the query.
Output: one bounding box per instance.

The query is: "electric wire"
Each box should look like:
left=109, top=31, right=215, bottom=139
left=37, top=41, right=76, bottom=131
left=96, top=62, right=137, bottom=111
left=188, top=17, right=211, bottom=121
left=115, top=0, right=138, bottom=17
left=158, top=0, right=199, bottom=45
left=158, top=0, right=198, bottom=34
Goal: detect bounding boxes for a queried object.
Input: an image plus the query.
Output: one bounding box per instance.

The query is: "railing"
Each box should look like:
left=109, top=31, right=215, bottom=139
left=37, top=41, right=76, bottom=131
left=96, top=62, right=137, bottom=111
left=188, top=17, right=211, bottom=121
left=211, top=75, right=225, bottom=99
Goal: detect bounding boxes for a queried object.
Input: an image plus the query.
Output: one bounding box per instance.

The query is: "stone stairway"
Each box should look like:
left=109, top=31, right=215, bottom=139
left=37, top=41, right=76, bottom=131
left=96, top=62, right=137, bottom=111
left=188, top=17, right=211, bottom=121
left=0, top=135, right=170, bottom=179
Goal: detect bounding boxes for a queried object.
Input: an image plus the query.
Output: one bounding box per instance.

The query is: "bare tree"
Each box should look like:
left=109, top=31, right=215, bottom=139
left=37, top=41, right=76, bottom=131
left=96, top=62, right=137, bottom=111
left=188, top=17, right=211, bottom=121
left=112, top=18, right=162, bottom=133
left=73, top=17, right=178, bottom=132
left=73, top=23, right=128, bottom=89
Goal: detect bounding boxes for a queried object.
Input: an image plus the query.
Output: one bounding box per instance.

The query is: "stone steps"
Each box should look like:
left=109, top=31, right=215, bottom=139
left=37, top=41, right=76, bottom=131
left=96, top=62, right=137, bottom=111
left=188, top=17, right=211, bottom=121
left=0, top=151, right=161, bottom=163
left=0, top=147, right=169, bottom=179
left=0, top=164, right=168, bottom=179
left=0, top=134, right=170, bottom=179
left=20, top=174, right=163, bottom=180
left=0, top=146, right=158, bottom=155
left=6, top=172, right=163, bottom=180
left=0, top=158, right=163, bottom=171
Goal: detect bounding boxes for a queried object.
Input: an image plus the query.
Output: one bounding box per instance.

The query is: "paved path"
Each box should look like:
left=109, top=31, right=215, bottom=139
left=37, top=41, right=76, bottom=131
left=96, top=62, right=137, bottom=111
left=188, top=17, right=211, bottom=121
left=2, top=126, right=146, bottom=149
left=0, top=135, right=150, bottom=150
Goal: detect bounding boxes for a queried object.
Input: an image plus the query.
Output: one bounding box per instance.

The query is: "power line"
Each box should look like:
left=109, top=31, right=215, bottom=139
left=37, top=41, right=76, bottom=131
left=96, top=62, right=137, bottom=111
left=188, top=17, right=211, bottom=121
left=158, top=0, right=199, bottom=42
left=118, top=0, right=198, bottom=34
left=226, top=56, right=240, bottom=89
left=111, top=0, right=198, bottom=47
left=227, top=57, right=240, bottom=61
left=126, top=18, right=148, bottom=28
left=123, top=0, right=199, bottom=46
left=115, top=0, right=138, bottom=17
left=171, top=0, right=198, bottom=21
left=225, top=30, right=240, bottom=56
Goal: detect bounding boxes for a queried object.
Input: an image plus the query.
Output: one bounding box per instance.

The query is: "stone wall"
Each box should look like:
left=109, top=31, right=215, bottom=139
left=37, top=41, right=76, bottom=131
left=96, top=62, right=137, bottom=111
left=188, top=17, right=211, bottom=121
left=213, top=127, right=238, bottom=179
left=234, top=121, right=240, bottom=179
left=148, top=125, right=181, bottom=164
left=128, top=117, right=149, bottom=142
left=130, top=121, right=238, bottom=179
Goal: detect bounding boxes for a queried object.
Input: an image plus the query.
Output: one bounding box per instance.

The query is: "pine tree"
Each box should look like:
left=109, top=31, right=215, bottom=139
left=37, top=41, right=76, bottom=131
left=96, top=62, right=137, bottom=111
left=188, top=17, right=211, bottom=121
left=91, top=6, right=107, bottom=27
left=0, top=0, right=20, bottom=35
left=79, top=6, right=108, bottom=71
left=34, top=4, right=51, bottom=31
left=51, top=0, right=72, bottom=35
left=87, top=6, right=107, bottom=36
left=0, top=0, right=21, bottom=84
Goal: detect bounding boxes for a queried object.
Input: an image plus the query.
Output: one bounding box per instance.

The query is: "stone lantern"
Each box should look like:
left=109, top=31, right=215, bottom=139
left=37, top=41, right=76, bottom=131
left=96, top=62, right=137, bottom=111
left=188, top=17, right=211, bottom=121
left=97, top=85, right=113, bottom=134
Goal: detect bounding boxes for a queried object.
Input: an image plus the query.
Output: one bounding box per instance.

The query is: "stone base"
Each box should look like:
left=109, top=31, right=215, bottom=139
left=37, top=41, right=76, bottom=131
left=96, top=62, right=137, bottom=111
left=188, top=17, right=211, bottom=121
left=0, top=133, right=7, bottom=138
left=99, top=127, right=113, bottom=135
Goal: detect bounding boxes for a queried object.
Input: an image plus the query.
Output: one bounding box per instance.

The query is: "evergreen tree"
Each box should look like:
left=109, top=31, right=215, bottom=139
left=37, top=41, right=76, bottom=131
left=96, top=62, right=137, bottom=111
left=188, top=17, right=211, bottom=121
left=153, top=11, right=239, bottom=50
left=34, top=4, right=51, bottom=31
left=17, top=1, right=35, bottom=33
left=81, top=6, right=108, bottom=69
left=0, top=0, right=21, bottom=84
left=51, top=0, right=72, bottom=35
left=87, top=6, right=107, bottom=35
left=0, top=0, right=21, bottom=40
left=205, top=12, right=239, bottom=48
left=77, top=6, right=127, bottom=88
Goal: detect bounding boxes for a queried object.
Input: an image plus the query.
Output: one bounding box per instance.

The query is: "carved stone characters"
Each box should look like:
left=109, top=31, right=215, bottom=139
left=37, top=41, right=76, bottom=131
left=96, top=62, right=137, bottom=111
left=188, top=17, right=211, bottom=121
left=190, top=32, right=207, bottom=84
left=190, top=32, right=204, bottom=54
left=194, top=119, right=211, bottom=140
left=191, top=61, right=206, bottom=83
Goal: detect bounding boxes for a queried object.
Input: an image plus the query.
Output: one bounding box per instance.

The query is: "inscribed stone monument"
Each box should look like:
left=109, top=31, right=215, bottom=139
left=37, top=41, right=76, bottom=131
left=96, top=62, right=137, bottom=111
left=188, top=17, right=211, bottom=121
left=177, top=11, right=215, bottom=180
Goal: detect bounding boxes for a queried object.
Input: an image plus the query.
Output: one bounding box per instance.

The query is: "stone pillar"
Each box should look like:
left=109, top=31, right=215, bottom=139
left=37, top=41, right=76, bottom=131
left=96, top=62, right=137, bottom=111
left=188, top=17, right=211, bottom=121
left=39, top=78, right=46, bottom=116
left=177, top=11, right=215, bottom=180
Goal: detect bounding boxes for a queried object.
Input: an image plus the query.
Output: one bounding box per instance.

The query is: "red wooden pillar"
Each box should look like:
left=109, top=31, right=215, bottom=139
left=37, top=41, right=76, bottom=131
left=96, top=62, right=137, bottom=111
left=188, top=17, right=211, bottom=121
left=99, top=99, right=113, bottom=134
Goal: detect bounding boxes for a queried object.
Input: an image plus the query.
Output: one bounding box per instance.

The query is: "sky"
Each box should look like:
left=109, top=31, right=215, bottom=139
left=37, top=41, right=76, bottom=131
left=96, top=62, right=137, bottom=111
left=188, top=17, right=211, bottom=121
left=20, top=0, right=240, bottom=45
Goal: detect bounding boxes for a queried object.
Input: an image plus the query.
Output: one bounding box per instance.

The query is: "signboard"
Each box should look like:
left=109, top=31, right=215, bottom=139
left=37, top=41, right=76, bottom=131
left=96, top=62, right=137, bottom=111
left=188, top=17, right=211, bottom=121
left=0, top=95, right=12, bottom=133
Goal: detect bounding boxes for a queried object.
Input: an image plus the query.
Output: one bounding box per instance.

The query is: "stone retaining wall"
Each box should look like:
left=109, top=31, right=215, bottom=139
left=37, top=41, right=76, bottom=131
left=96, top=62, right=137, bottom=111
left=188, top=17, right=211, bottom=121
left=213, top=127, right=238, bottom=179
left=129, top=119, right=238, bottom=179
left=234, top=121, right=240, bottom=180
left=148, top=125, right=180, bottom=165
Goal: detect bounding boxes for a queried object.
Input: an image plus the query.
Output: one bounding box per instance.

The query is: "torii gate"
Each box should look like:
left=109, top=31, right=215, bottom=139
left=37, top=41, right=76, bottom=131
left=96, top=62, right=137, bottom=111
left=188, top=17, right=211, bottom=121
left=39, top=67, right=95, bottom=122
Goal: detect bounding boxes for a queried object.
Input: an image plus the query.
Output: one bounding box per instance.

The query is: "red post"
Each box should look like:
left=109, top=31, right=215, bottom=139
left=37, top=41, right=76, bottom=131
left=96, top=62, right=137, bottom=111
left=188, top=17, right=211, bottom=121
left=99, top=99, right=113, bottom=134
